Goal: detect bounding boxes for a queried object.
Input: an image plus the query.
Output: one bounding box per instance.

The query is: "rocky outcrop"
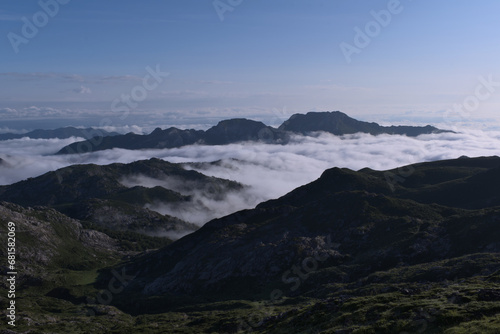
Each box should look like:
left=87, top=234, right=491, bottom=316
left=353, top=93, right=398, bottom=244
left=0, top=202, right=119, bottom=279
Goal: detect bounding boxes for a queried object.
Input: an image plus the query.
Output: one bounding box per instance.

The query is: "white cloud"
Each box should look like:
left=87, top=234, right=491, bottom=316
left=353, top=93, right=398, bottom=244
left=73, top=85, right=92, bottom=94
left=0, top=108, right=18, bottom=117
left=3, top=106, right=66, bottom=118
left=0, top=137, right=84, bottom=185
left=1, top=130, right=500, bottom=224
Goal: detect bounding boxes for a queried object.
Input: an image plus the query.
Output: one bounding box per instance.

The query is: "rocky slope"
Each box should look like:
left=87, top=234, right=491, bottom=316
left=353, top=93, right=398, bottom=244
left=109, top=156, right=500, bottom=312
left=0, top=202, right=120, bottom=280
left=3, top=157, right=500, bottom=333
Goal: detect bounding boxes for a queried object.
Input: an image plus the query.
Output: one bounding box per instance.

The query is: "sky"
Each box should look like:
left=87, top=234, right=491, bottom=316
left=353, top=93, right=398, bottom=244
left=2, top=0, right=500, bottom=132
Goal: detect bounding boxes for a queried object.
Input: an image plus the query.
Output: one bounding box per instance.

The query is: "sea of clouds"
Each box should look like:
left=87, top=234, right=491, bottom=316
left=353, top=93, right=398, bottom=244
left=1, top=130, right=500, bottom=225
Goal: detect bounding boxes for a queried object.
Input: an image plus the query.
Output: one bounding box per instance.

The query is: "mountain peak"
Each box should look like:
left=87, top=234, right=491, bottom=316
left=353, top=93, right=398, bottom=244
left=215, top=118, right=266, bottom=127
left=204, top=118, right=286, bottom=145
left=151, top=127, right=164, bottom=134
left=279, top=111, right=447, bottom=136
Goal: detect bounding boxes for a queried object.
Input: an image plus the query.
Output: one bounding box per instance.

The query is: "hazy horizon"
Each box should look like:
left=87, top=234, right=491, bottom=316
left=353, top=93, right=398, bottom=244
left=2, top=0, right=500, bottom=132
left=3, top=0, right=500, bottom=219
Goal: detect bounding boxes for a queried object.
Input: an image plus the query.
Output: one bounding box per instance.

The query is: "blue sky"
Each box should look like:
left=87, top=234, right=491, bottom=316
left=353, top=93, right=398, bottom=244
left=1, top=0, right=500, bottom=131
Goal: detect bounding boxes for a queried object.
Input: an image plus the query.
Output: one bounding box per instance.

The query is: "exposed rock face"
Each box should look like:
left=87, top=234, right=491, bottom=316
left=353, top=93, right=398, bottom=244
left=2, top=156, right=500, bottom=332
left=69, top=198, right=196, bottom=237
left=0, top=202, right=119, bottom=279
left=115, top=156, right=500, bottom=303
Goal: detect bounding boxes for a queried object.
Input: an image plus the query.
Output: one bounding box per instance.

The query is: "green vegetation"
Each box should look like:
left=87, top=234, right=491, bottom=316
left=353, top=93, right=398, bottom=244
left=1, top=156, right=500, bottom=332
left=3, top=265, right=500, bottom=333
left=0, top=158, right=242, bottom=236
left=81, top=220, right=173, bottom=251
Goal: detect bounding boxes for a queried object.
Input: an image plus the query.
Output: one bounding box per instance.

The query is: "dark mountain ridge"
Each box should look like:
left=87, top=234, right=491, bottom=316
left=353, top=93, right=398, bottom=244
left=203, top=118, right=288, bottom=145
left=56, top=111, right=447, bottom=154
left=0, top=158, right=244, bottom=236
left=279, top=111, right=447, bottom=136
left=106, top=156, right=500, bottom=316
left=3, top=156, right=500, bottom=333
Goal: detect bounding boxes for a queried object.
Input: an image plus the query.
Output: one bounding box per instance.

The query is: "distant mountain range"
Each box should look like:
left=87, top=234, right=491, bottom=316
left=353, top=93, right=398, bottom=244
left=279, top=111, right=447, bottom=136
left=56, top=111, right=449, bottom=154
left=0, top=126, right=120, bottom=141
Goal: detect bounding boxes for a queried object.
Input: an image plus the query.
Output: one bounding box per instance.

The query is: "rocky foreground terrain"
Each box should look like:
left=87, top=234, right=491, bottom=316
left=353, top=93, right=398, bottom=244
left=1, top=156, right=500, bottom=333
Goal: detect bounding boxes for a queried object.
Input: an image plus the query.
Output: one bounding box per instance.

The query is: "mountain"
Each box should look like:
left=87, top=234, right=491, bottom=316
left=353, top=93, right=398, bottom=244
left=117, top=156, right=500, bottom=295
left=279, top=111, right=448, bottom=136
left=58, top=127, right=205, bottom=154
left=83, top=156, right=500, bottom=333
left=203, top=118, right=288, bottom=145
left=0, top=126, right=120, bottom=141
left=0, top=158, right=243, bottom=237
left=56, top=112, right=446, bottom=154
left=4, top=157, right=500, bottom=333
left=0, top=202, right=120, bottom=279
left=56, top=119, right=284, bottom=154
left=0, top=201, right=180, bottom=331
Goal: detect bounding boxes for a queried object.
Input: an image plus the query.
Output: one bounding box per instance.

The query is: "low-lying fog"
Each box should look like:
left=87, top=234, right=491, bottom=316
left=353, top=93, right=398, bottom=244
left=2, top=130, right=500, bottom=225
